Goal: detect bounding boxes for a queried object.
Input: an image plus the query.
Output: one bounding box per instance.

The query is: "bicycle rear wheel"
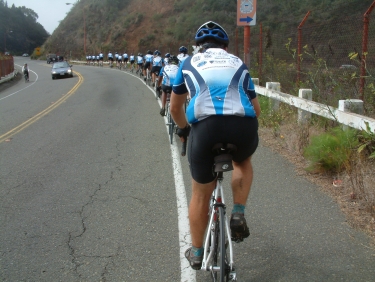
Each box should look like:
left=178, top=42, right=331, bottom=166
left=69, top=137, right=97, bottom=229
left=216, top=206, right=229, bottom=282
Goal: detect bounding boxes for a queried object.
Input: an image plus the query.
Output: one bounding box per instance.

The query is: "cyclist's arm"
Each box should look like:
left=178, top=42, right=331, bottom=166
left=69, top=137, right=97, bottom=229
left=170, top=91, right=189, bottom=129
left=252, top=97, right=261, bottom=117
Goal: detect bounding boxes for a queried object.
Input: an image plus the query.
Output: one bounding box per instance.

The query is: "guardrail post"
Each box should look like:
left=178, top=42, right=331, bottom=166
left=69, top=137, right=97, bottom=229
left=252, top=78, right=259, bottom=86
left=266, top=82, right=280, bottom=112
left=338, top=99, right=364, bottom=130
left=298, top=89, right=312, bottom=124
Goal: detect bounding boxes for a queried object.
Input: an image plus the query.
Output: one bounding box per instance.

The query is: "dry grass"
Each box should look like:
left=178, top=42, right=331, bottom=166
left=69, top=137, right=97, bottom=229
left=259, top=124, right=375, bottom=247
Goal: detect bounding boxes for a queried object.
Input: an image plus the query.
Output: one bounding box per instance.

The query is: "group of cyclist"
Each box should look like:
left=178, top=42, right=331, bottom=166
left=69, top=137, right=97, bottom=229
left=83, top=21, right=260, bottom=273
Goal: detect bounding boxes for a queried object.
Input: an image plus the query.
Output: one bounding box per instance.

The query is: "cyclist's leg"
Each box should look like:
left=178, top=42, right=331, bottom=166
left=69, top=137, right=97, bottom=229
left=189, top=180, right=216, bottom=248
left=231, top=157, right=253, bottom=205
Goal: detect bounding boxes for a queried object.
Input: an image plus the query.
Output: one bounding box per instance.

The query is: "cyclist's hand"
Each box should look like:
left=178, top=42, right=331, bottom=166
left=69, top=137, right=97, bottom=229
left=177, top=124, right=191, bottom=142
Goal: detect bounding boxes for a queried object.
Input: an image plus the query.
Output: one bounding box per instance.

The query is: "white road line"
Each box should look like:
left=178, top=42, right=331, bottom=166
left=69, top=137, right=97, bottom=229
left=0, top=64, right=38, bottom=102
left=169, top=132, right=196, bottom=282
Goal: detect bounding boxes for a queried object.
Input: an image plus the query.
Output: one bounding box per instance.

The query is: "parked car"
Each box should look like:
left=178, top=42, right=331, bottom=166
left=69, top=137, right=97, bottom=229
left=22, top=53, right=29, bottom=57
left=51, top=61, right=73, bottom=79
left=47, top=53, right=57, bottom=64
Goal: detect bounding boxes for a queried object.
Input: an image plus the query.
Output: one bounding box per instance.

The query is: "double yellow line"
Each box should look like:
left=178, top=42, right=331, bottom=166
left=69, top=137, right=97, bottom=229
left=0, top=71, right=84, bottom=143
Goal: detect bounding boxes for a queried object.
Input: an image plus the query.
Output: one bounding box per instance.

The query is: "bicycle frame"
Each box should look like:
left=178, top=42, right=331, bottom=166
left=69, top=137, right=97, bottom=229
left=202, top=172, right=236, bottom=278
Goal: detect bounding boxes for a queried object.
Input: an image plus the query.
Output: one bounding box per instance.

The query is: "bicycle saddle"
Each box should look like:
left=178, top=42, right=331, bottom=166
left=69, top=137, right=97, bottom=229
left=212, top=143, right=237, bottom=172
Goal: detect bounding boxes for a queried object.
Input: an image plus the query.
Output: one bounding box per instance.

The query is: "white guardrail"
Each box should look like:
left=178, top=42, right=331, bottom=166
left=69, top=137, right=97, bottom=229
left=253, top=79, right=375, bottom=133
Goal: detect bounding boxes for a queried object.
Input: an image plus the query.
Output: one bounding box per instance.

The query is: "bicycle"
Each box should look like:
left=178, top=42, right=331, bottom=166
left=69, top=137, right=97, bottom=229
left=154, top=72, right=161, bottom=99
left=164, top=90, right=175, bottom=144
left=24, top=71, right=29, bottom=82
left=201, top=143, right=238, bottom=281
left=145, top=68, right=152, bottom=86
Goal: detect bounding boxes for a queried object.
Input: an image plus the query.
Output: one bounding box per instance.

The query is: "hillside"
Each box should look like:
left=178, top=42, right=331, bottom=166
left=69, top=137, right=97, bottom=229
left=0, top=1, right=49, bottom=55
left=41, top=0, right=371, bottom=60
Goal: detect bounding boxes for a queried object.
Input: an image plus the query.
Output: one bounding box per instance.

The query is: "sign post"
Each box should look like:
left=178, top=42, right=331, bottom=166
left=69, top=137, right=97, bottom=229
left=237, top=0, right=257, bottom=66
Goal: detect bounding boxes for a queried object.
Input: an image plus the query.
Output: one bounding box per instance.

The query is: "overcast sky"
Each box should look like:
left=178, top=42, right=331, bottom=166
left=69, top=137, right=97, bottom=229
left=7, top=0, right=74, bottom=34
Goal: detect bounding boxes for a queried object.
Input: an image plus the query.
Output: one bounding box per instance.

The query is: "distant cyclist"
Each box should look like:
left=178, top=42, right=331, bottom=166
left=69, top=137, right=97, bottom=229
left=108, top=51, right=114, bottom=67
left=151, top=50, right=163, bottom=87
left=143, top=50, right=153, bottom=82
left=99, top=51, right=104, bottom=65
left=123, top=52, right=128, bottom=68
left=136, top=53, right=143, bottom=74
left=129, top=53, right=135, bottom=69
left=164, top=53, right=170, bottom=65
left=22, top=63, right=29, bottom=81
left=177, top=46, right=189, bottom=65
left=170, top=21, right=261, bottom=270
left=157, top=55, right=179, bottom=116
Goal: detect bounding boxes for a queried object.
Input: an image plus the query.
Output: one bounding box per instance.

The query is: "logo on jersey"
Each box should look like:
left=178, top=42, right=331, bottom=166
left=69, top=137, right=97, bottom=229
left=197, top=61, right=207, bottom=67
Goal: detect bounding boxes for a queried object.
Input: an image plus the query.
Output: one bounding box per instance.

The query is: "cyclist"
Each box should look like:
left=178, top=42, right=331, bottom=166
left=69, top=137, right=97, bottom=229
left=157, top=55, right=179, bottom=116
left=123, top=52, right=128, bottom=68
left=108, top=51, right=114, bottom=67
left=99, top=51, right=104, bottom=66
left=177, top=46, right=189, bottom=65
left=164, top=53, right=171, bottom=65
left=114, top=52, right=119, bottom=63
left=87, top=54, right=92, bottom=65
left=96, top=54, right=100, bottom=66
left=143, top=50, right=153, bottom=82
left=151, top=50, right=163, bottom=87
left=136, top=53, right=143, bottom=74
left=129, top=53, right=135, bottom=70
left=22, top=63, right=29, bottom=81
left=170, top=21, right=261, bottom=270
left=117, top=53, right=123, bottom=68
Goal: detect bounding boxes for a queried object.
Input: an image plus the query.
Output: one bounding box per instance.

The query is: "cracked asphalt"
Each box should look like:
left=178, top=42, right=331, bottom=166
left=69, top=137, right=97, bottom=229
left=1, top=58, right=374, bottom=281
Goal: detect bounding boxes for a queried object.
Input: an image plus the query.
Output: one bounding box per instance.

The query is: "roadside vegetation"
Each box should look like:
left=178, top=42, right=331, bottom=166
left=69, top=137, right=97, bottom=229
left=256, top=48, right=375, bottom=242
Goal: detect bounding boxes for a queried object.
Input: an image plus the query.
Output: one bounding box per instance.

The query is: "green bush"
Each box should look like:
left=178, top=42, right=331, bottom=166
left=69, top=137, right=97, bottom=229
left=304, top=127, right=359, bottom=173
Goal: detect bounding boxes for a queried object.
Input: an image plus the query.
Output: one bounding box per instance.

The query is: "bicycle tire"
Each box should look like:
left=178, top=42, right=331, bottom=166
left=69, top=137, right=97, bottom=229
left=218, top=206, right=229, bottom=282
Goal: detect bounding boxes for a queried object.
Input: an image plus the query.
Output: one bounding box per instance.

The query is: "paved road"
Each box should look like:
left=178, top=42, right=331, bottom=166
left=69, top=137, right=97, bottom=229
left=0, top=58, right=374, bottom=281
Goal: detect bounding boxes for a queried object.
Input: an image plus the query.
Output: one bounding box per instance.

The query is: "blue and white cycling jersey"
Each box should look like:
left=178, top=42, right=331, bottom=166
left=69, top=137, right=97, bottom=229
left=137, top=56, right=143, bottom=64
left=160, top=64, right=179, bottom=87
left=144, top=54, right=153, bottom=63
left=152, top=56, right=163, bottom=67
left=177, top=53, right=189, bottom=65
left=130, top=55, right=135, bottom=61
left=123, top=53, right=128, bottom=59
left=108, top=52, right=113, bottom=58
left=99, top=53, right=104, bottom=59
left=172, top=48, right=257, bottom=124
left=164, top=57, right=169, bottom=65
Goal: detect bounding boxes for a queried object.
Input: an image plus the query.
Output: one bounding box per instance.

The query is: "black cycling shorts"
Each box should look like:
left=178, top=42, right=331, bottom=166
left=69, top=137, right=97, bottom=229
left=161, top=85, right=172, bottom=94
left=151, top=66, right=162, bottom=75
left=130, top=60, right=135, bottom=64
left=109, top=57, right=113, bottom=61
left=143, top=62, right=151, bottom=70
left=187, top=115, right=258, bottom=184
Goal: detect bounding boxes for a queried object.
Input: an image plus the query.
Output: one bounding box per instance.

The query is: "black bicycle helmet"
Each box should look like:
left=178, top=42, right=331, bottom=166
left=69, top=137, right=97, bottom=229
left=154, top=50, right=161, bottom=56
left=165, top=53, right=170, bottom=58
left=195, top=21, right=229, bottom=46
left=147, top=50, right=152, bottom=55
left=169, top=55, right=179, bottom=65
left=179, top=46, right=188, bottom=54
